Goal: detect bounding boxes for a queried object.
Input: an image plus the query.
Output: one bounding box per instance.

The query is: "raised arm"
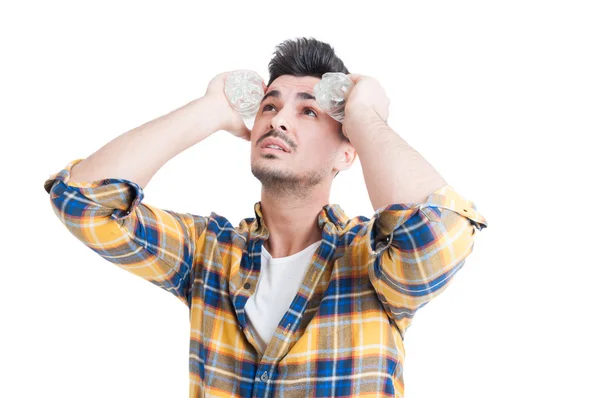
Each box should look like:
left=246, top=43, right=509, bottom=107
left=68, top=71, right=254, bottom=189
left=44, top=71, right=263, bottom=307
left=341, top=73, right=488, bottom=334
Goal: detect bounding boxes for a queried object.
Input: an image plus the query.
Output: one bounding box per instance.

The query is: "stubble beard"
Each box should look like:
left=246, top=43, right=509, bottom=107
left=251, top=158, right=326, bottom=200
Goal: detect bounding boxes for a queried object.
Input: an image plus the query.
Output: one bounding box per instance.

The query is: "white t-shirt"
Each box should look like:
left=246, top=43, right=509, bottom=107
left=244, top=240, right=322, bottom=353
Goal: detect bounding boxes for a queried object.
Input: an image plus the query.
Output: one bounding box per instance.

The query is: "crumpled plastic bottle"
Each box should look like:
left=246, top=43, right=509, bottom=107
left=313, top=72, right=355, bottom=123
left=224, top=69, right=265, bottom=128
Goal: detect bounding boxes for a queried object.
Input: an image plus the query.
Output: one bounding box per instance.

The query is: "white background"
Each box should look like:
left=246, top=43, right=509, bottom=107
left=1, top=1, right=598, bottom=397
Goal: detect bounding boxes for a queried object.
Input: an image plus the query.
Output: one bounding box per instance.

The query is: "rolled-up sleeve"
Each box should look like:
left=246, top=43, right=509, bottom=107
left=44, top=159, right=208, bottom=308
left=350, top=184, right=488, bottom=335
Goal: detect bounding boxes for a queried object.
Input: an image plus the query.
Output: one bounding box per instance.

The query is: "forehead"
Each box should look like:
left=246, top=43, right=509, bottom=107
left=267, top=75, right=321, bottom=95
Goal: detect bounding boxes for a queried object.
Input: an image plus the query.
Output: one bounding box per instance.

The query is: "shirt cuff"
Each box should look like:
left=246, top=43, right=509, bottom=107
left=43, top=159, right=145, bottom=220
left=367, top=184, right=488, bottom=255
left=374, top=184, right=487, bottom=230
left=417, top=184, right=488, bottom=230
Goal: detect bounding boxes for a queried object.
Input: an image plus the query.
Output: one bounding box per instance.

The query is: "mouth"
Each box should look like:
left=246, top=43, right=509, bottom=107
left=259, top=137, right=291, bottom=153
left=260, top=146, right=289, bottom=154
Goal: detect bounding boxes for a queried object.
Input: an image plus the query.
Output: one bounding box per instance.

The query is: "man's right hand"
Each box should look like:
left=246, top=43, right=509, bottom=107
left=204, top=71, right=266, bottom=141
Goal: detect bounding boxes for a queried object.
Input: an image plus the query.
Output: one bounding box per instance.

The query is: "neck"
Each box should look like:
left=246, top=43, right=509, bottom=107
left=259, top=187, right=330, bottom=258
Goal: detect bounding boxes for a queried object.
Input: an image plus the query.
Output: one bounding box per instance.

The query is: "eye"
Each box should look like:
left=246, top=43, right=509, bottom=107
left=303, top=108, right=317, bottom=117
left=262, top=104, right=317, bottom=117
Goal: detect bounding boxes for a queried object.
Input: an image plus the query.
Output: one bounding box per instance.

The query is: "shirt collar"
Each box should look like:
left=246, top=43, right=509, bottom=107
left=250, top=201, right=350, bottom=240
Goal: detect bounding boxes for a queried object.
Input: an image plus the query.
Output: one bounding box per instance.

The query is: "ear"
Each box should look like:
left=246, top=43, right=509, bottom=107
left=335, top=142, right=357, bottom=173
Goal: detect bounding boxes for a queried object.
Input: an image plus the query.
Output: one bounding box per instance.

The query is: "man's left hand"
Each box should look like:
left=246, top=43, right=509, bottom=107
left=342, top=74, right=390, bottom=137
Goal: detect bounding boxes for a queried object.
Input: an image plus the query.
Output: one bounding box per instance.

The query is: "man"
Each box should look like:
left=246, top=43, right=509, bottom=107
left=44, top=37, right=488, bottom=397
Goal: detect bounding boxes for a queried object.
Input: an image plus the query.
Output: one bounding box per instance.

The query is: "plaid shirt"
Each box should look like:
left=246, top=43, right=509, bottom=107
left=44, top=159, right=488, bottom=398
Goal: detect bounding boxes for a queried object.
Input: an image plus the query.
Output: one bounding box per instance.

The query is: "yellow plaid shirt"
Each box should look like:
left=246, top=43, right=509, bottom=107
left=44, top=159, right=488, bottom=397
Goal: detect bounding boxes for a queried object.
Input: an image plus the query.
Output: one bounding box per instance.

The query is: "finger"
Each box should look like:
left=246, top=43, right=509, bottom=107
left=346, top=73, right=362, bottom=84
left=243, top=127, right=252, bottom=141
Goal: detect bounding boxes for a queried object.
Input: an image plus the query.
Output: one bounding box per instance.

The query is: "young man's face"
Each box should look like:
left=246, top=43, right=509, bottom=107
left=250, top=74, right=353, bottom=194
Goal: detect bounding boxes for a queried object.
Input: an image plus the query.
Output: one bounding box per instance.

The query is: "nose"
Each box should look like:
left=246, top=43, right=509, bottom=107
left=270, top=120, right=288, bottom=132
left=269, top=108, right=290, bottom=132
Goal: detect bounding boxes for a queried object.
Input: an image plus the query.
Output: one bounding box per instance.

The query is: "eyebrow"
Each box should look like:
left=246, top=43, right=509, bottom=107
left=260, top=90, right=316, bottom=104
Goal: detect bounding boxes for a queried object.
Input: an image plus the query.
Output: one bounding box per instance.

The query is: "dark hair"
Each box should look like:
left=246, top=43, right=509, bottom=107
left=267, top=37, right=351, bottom=146
left=267, top=37, right=350, bottom=85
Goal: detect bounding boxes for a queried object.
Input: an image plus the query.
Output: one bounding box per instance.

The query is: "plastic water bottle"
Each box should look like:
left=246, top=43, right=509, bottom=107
left=224, top=69, right=265, bottom=129
left=313, top=72, right=354, bottom=123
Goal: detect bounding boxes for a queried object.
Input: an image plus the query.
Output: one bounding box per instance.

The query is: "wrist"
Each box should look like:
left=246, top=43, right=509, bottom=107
left=193, top=95, right=226, bottom=134
left=342, top=106, right=383, bottom=139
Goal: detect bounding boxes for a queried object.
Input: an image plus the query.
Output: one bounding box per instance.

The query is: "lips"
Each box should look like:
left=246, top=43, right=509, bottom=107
left=261, top=146, right=288, bottom=153
left=259, top=137, right=291, bottom=153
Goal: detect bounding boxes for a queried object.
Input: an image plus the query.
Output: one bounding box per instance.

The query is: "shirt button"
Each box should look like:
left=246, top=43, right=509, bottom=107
left=244, top=282, right=251, bottom=289
left=260, top=371, right=268, bottom=382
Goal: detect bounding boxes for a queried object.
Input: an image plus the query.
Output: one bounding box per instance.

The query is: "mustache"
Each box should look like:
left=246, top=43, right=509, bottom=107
left=257, top=130, right=296, bottom=150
